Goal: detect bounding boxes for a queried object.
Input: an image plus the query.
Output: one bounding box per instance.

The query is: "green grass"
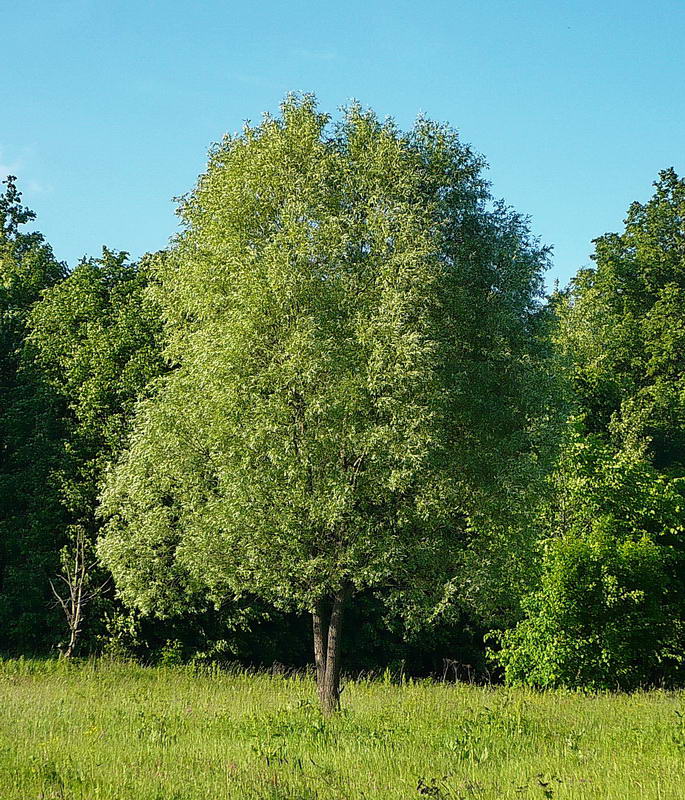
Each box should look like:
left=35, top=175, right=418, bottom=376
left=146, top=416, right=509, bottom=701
left=1, top=659, right=683, bottom=799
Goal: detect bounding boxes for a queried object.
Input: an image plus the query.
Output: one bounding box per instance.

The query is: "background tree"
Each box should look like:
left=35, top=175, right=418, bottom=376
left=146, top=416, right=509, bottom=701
left=494, top=424, right=685, bottom=689
left=495, top=170, right=685, bottom=689
left=99, top=96, right=551, bottom=711
left=49, top=525, right=109, bottom=658
left=560, top=168, right=685, bottom=475
left=28, top=248, right=166, bottom=654
left=0, top=176, right=66, bottom=651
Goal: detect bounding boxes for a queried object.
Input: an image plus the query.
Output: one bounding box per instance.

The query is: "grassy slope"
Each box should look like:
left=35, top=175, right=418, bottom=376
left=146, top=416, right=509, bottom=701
left=0, top=659, right=683, bottom=799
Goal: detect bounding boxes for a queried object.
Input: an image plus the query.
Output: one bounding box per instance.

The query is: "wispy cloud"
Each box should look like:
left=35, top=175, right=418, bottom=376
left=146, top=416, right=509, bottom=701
left=0, top=147, right=22, bottom=181
left=27, top=179, right=52, bottom=195
left=291, top=47, right=337, bottom=62
left=0, top=147, right=52, bottom=195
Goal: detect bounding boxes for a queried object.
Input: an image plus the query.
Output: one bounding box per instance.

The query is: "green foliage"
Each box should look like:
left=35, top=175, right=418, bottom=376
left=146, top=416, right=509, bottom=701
left=558, top=168, right=685, bottom=474
left=25, top=247, right=166, bottom=652
left=0, top=176, right=67, bottom=651
left=494, top=426, right=685, bottom=689
left=30, top=248, right=164, bottom=453
left=495, top=170, right=685, bottom=690
left=3, top=118, right=683, bottom=696
left=98, top=95, right=550, bottom=634
left=0, top=183, right=168, bottom=655
left=28, top=246, right=165, bottom=536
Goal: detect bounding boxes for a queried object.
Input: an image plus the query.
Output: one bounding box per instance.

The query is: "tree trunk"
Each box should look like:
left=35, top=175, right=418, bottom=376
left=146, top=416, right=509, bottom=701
left=312, top=599, right=328, bottom=693
left=311, top=586, right=349, bottom=714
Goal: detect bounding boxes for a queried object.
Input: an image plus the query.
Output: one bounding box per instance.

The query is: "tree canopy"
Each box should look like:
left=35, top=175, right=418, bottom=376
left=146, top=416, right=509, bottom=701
left=560, top=168, right=685, bottom=474
left=98, top=96, right=551, bottom=710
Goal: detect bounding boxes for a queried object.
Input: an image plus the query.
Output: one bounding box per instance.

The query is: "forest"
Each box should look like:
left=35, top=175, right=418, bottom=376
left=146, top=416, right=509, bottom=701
left=1, top=96, right=684, bottom=711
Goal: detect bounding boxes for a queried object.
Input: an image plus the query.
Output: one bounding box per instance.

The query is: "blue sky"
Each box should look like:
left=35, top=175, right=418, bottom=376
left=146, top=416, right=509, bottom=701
left=2, top=0, right=684, bottom=289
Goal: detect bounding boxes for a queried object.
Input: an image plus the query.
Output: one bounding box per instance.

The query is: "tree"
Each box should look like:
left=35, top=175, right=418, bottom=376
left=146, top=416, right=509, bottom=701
left=559, top=168, right=685, bottom=475
left=495, top=170, right=685, bottom=689
left=49, top=526, right=109, bottom=658
left=28, top=248, right=165, bottom=654
left=0, top=176, right=66, bottom=652
left=98, top=96, right=550, bottom=712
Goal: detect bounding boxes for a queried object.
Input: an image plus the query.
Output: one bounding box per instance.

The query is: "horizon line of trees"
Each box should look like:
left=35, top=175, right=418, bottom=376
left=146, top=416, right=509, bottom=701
left=1, top=96, right=683, bottom=703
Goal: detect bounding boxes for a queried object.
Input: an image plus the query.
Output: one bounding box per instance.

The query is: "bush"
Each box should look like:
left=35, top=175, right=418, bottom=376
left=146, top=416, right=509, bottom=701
left=492, top=429, right=685, bottom=690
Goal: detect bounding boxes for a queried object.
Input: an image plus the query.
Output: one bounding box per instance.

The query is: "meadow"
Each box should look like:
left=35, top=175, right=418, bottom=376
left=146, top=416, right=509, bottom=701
left=1, top=659, right=684, bottom=799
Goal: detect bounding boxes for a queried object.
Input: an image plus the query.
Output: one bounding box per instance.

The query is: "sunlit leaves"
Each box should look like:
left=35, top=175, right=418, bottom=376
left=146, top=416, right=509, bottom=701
left=99, top=95, right=550, bottom=624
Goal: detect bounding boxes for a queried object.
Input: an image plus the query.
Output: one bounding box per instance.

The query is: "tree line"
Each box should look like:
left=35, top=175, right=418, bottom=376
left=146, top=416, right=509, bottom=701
left=1, top=96, right=683, bottom=708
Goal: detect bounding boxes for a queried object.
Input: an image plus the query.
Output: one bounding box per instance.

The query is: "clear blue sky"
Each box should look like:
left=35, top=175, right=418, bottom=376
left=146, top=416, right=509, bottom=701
left=2, top=0, right=684, bottom=289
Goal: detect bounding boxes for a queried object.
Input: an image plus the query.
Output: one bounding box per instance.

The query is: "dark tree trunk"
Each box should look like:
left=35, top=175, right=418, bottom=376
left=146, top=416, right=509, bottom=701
left=311, top=585, right=349, bottom=714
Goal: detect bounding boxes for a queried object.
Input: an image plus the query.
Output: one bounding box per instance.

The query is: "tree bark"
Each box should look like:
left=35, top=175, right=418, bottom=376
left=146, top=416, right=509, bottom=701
left=311, top=585, right=349, bottom=714
left=312, top=599, right=328, bottom=695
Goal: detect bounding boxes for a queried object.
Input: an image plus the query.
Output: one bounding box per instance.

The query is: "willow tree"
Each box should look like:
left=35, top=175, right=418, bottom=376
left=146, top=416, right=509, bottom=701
left=98, top=96, right=549, bottom=712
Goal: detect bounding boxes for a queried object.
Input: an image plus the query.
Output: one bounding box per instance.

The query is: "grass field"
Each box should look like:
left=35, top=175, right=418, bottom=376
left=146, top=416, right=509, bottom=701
left=1, top=659, right=684, bottom=799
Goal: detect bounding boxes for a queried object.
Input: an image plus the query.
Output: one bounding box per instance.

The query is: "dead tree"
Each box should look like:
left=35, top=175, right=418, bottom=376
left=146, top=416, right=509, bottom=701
left=50, top=527, right=109, bottom=658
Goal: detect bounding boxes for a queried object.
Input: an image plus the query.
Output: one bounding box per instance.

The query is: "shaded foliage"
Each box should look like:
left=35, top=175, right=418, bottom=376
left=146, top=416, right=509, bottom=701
left=496, top=170, right=685, bottom=689
left=494, top=426, right=685, bottom=689
left=0, top=176, right=66, bottom=651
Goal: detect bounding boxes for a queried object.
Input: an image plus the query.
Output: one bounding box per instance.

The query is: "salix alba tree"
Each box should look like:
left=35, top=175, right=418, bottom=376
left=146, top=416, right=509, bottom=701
left=98, top=96, right=549, bottom=712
